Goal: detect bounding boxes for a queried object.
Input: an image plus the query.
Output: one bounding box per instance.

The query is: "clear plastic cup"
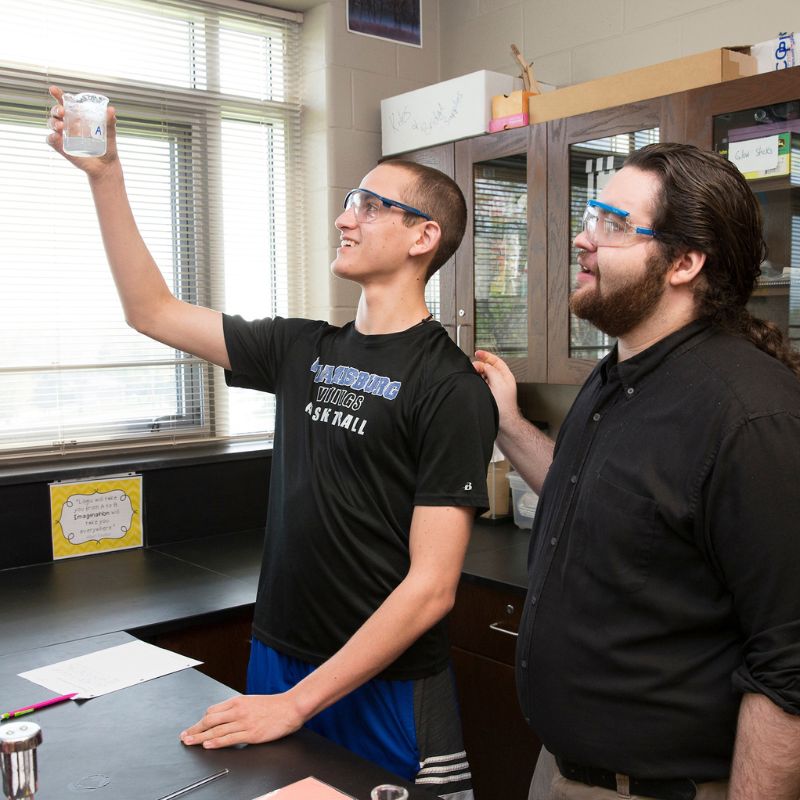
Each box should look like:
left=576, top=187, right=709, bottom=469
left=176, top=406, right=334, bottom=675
left=62, top=92, right=109, bottom=157
left=370, top=786, right=409, bottom=800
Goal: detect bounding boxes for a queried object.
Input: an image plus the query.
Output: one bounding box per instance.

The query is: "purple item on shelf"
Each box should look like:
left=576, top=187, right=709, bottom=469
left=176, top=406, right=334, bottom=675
left=728, top=119, right=800, bottom=142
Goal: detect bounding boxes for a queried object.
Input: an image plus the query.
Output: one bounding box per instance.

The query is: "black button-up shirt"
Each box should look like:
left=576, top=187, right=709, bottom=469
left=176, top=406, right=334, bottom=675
left=517, top=320, right=800, bottom=781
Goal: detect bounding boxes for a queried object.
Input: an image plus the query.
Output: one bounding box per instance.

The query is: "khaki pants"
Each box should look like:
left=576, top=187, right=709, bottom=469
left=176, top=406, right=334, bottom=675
left=529, top=748, right=729, bottom=800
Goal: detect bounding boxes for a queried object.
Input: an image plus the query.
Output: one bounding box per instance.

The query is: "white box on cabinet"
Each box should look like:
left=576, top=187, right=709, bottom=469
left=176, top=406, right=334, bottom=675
left=381, top=70, right=517, bottom=156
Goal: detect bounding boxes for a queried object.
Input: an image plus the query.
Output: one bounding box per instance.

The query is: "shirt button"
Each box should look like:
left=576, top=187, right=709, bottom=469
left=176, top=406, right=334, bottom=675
left=570, top=474, right=577, bottom=484
left=530, top=595, right=537, bottom=605
left=520, top=660, right=528, bottom=669
left=524, top=716, right=530, bottom=724
left=626, top=386, right=635, bottom=396
left=550, top=537, right=557, bottom=546
left=592, top=412, right=601, bottom=421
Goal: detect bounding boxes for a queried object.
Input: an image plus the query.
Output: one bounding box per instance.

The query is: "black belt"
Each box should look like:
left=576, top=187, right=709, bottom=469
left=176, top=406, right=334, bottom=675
left=555, top=756, right=697, bottom=800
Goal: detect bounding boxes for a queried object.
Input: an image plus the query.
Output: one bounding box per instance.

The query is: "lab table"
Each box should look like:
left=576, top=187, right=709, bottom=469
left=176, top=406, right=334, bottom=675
left=0, top=520, right=530, bottom=798
left=0, top=631, right=431, bottom=799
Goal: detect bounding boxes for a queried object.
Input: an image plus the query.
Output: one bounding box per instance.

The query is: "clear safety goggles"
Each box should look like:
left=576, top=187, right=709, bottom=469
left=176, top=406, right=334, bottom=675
left=343, top=188, right=431, bottom=224
left=581, top=199, right=657, bottom=247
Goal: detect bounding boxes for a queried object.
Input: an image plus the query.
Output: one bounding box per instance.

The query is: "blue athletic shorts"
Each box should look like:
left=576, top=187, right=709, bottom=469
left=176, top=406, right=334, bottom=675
left=246, top=638, right=473, bottom=796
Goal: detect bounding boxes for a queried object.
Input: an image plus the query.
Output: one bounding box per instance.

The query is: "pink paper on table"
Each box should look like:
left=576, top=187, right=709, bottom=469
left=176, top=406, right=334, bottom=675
left=254, top=776, right=355, bottom=799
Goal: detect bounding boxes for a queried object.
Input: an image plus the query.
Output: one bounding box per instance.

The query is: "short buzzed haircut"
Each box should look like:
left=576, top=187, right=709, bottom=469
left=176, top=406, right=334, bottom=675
left=389, top=159, right=467, bottom=281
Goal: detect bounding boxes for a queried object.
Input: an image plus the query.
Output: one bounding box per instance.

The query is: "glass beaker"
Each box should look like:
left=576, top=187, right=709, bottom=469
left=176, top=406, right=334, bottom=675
left=370, top=785, right=409, bottom=800
left=62, top=92, right=109, bottom=157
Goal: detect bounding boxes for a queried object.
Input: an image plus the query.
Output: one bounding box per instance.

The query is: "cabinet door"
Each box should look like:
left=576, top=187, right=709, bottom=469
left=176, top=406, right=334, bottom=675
left=451, top=647, right=541, bottom=800
left=546, top=97, right=686, bottom=384
left=454, top=124, right=548, bottom=381
left=684, top=67, right=800, bottom=353
left=449, top=580, right=540, bottom=800
left=137, top=606, right=254, bottom=693
left=387, top=144, right=457, bottom=340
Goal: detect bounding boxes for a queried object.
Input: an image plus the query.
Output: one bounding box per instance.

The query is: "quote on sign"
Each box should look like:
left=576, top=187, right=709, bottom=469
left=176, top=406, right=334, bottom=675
left=50, top=475, right=143, bottom=559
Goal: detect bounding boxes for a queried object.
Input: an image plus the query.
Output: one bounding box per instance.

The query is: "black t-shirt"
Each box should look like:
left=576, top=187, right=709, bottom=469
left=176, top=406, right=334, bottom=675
left=517, top=319, right=800, bottom=781
left=223, top=314, right=498, bottom=679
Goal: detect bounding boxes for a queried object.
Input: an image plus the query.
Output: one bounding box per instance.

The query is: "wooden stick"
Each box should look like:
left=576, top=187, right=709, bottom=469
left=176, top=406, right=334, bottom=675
left=511, top=44, right=541, bottom=93
left=510, top=44, right=530, bottom=90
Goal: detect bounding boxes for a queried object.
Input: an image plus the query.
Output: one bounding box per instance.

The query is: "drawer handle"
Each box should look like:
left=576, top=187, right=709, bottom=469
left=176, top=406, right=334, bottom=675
left=489, top=621, right=519, bottom=638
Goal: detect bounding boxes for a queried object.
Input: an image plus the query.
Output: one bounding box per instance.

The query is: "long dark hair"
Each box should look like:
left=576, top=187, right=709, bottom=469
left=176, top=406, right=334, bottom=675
left=625, top=142, right=800, bottom=378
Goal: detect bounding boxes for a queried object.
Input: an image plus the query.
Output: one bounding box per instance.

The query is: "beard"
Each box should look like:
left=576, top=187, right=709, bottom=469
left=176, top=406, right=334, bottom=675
left=569, top=251, right=670, bottom=338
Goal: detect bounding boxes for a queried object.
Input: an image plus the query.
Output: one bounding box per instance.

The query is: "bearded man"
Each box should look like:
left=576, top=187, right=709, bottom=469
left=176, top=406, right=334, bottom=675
left=474, top=142, right=800, bottom=800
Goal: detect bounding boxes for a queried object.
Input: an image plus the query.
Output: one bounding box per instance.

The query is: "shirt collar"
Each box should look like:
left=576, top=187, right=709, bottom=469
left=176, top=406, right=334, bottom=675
left=599, top=318, right=714, bottom=387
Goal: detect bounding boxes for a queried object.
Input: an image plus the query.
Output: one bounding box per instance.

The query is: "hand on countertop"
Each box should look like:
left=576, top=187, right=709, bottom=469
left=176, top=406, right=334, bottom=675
left=180, top=692, right=304, bottom=748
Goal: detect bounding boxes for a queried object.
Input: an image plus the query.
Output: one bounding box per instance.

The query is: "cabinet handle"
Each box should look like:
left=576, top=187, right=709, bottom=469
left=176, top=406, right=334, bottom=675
left=489, top=621, right=519, bottom=638
left=456, top=322, right=471, bottom=349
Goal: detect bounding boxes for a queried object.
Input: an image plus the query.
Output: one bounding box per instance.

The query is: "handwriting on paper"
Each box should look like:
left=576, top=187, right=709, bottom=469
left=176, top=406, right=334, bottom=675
left=728, top=134, right=780, bottom=174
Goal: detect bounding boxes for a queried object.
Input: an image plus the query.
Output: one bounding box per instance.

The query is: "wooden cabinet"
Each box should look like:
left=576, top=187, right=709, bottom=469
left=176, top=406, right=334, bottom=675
left=454, top=125, right=548, bottom=382
left=137, top=605, right=254, bottom=693
left=401, top=65, right=800, bottom=386
left=683, top=68, right=800, bottom=355
left=449, top=579, right=541, bottom=800
left=388, top=131, right=548, bottom=382
left=386, top=143, right=457, bottom=342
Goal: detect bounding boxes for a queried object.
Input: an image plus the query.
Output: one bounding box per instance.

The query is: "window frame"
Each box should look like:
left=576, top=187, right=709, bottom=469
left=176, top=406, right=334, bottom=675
left=0, top=0, right=302, bottom=464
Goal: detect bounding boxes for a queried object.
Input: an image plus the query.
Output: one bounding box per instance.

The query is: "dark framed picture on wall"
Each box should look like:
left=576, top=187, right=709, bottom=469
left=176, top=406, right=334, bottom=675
left=347, top=0, right=422, bottom=47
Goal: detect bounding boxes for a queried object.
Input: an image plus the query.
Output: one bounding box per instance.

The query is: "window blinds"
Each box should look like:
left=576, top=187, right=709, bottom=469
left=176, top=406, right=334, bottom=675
left=473, top=158, right=529, bottom=360
left=0, top=0, right=303, bottom=460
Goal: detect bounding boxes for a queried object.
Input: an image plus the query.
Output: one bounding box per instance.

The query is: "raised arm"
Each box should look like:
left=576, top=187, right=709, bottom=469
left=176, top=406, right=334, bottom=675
left=179, top=504, right=474, bottom=747
left=47, top=86, right=230, bottom=369
left=473, top=349, right=554, bottom=494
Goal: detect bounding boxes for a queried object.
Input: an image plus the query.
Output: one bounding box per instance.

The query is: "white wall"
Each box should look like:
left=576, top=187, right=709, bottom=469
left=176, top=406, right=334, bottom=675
left=439, top=0, right=800, bottom=85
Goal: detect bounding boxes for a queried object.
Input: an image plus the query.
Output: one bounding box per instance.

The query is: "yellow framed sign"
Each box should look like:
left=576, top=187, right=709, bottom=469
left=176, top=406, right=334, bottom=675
left=50, top=474, right=143, bottom=560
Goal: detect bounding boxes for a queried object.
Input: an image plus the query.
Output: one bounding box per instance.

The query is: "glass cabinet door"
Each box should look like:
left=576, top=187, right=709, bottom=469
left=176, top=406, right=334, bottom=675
left=455, top=125, right=547, bottom=382
left=385, top=143, right=456, bottom=339
left=713, top=101, right=800, bottom=351
left=547, top=98, right=682, bottom=384
left=473, top=155, right=528, bottom=361
left=567, top=128, right=659, bottom=361
left=684, top=67, right=800, bottom=355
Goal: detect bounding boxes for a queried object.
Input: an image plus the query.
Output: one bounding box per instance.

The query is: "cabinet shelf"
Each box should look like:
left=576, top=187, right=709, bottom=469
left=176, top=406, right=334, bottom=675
left=742, top=174, right=800, bottom=192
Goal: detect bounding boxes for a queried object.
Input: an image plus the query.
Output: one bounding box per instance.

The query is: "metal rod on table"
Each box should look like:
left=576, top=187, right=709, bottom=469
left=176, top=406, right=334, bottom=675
left=155, top=768, right=230, bottom=800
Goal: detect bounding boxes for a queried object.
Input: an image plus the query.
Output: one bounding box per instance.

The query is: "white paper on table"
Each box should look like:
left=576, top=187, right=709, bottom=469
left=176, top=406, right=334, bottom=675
left=18, top=640, right=202, bottom=699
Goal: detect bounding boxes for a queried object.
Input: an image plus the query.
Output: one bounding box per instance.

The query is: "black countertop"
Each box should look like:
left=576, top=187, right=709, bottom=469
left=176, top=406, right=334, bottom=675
left=0, top=520, right=530, bottom=657
left=0, top=519, right=530, bottom=797
left=463, top=518, right=531, bottom=592
left=1, top=541, right=257, bottom=657
left=0, top=631, right=431, bottom=799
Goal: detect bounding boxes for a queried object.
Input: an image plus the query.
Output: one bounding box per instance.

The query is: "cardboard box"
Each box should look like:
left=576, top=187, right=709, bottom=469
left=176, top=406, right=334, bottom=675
left=381, top=70, right=516, bottom=156
left=489, top=112, right=529, bottom=133
left=482, top=459, right=511, bottom=520
left=492, top=89, right=534, bottom=118
left=528, top=48, right=756, bottom=124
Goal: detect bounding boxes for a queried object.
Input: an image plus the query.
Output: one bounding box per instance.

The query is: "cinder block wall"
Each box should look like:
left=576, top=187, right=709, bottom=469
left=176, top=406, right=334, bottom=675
left=439, top=0, right=800, bottom=85
left=301, top=0, right=441, bottom=326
